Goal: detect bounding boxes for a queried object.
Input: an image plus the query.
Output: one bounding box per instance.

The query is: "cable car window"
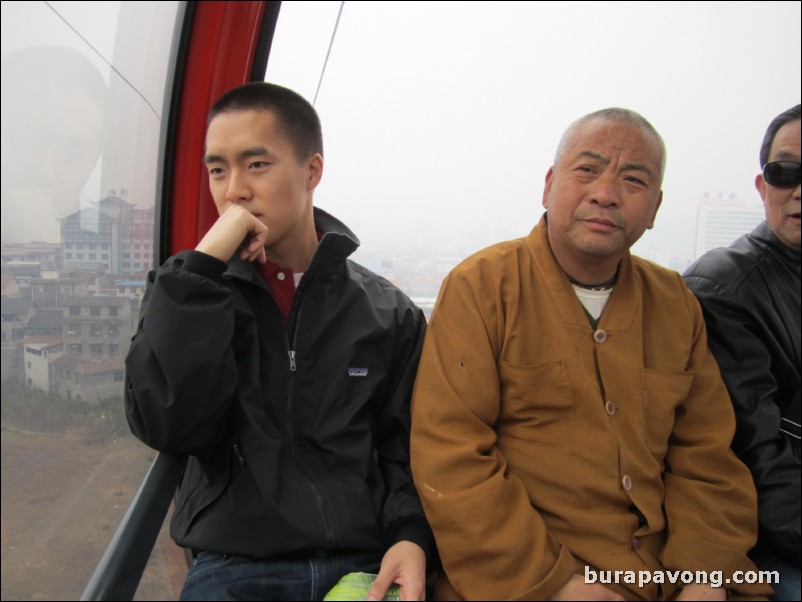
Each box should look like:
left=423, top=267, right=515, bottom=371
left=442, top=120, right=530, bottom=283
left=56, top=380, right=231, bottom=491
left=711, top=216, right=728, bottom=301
left=1, top=1, right=181, bottom=600
left=267, top=1, right=801, bottom=311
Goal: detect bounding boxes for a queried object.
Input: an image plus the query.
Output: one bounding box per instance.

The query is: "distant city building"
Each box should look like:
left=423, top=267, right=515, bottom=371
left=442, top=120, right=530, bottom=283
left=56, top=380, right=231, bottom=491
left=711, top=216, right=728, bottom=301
left=109, top=279, right=147, bottom=304
left=130, top=205, right=156, bottom=273
left=24, top=308, right=63, bottom=339
left=60, top=194, right=154, bottom=274
left=0, top=242, right=61, bottom=270
left=22, top=335, right=63, bottom=391
left=60, top=296, right=134, bottom=361
left=1, top=297, right=32, bottom=344
left=51, top=356, right=125, bottom=402
left=51, top=295, right=135, bottom=402
left=30, top=272, right=92, bottom=309
left=694, top=195, right=765, bottom=259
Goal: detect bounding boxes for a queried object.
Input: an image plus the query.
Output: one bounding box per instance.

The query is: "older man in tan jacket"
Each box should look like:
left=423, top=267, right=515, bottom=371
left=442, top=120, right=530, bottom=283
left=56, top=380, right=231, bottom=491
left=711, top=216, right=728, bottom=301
left=410, top=109, right=772, bottom=601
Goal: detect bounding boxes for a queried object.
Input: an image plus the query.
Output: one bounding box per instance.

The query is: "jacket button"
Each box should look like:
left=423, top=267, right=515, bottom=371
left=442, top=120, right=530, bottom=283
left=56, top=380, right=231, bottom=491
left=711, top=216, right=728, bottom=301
left=277, top=271, right=286, bottom=281
left=593, top=329, right=607, bottom=343
left=605, top=400, right=616, bottom=415
left=622, top=474, right=632, bottom=491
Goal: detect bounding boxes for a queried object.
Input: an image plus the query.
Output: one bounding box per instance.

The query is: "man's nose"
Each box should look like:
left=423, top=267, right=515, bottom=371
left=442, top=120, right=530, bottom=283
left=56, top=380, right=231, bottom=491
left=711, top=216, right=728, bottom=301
left=588, top=173, right=619, bottom=207
left=226, top=170, right=252, bottom=203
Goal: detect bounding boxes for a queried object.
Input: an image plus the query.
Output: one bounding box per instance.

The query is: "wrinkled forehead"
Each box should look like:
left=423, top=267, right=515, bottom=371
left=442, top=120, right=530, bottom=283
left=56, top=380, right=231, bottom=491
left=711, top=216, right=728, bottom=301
left=564, top=117, right=665, bottom=178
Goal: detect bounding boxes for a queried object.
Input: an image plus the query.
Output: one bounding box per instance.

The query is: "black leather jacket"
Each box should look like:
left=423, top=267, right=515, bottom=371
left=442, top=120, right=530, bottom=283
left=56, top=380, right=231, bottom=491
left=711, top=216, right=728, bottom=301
left=684, top=221, right=801, bottom=566
left=125, top=208, right=433, bottom=560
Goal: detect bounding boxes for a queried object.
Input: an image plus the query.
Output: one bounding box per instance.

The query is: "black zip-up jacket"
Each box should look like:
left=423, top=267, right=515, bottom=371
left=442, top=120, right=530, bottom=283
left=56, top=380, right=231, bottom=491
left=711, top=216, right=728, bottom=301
left=125, top=208, right=433, bottom=561
left=684, top=221, right=801, bottom=566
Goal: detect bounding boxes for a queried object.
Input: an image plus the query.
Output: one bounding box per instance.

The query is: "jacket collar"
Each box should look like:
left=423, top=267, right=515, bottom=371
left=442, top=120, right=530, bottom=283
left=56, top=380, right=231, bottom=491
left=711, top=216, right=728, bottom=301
left=526, top=213, right=638, bottom=331
left=750, top=220, right=801, bottom=266
left=312, top=206, right=360, bottom=262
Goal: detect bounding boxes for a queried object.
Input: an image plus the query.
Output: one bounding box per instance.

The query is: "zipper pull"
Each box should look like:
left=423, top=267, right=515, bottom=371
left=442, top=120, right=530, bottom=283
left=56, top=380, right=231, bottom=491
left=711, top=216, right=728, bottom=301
left=288, top=350, right=297, bottom=371
left=232, top=443, right=245, bottom=467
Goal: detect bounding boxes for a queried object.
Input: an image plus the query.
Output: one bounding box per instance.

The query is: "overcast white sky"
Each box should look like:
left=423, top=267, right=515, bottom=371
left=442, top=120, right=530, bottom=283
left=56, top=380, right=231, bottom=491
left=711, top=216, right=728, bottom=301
left=267, top=0, right=802, bottom=266
left=1, top=1, right=799, bottom=268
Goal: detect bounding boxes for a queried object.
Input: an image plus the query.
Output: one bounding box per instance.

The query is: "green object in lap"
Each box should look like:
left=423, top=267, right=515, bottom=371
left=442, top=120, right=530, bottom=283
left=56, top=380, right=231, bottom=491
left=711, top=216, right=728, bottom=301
left=323, top=573, right=401, bottom=601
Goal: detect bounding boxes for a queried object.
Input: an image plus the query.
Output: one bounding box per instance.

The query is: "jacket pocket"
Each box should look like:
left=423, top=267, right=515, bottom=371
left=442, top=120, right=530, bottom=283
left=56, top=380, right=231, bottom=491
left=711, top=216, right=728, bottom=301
left=641, top=368, right=695, bottom=460
left=498, top=359, right=574, bottom=446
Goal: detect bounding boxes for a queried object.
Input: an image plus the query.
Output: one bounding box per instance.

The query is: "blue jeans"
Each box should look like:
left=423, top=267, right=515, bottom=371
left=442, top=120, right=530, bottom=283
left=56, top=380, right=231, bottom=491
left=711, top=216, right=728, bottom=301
left=752, top=546, right=801, bottom=602
left=179, top=550, right=382, bottom=601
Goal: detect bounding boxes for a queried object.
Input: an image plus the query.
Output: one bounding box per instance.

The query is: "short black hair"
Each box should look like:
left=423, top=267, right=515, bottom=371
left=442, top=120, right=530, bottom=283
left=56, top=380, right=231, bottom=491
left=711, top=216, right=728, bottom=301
left=208, top=82, right=323, bottom=162
left=759, top=104, right=801, bottom=168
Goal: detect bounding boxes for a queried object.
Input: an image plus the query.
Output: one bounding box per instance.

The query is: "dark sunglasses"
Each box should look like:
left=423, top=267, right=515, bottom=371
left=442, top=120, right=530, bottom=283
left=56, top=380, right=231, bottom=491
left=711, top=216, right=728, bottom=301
left=763, top=161, right=801, bottom=188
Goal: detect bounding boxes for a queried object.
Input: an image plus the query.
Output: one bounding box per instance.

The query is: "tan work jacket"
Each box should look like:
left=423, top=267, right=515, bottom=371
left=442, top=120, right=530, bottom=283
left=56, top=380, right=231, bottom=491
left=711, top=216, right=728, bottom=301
left=411, top=216, right=770, bottom=600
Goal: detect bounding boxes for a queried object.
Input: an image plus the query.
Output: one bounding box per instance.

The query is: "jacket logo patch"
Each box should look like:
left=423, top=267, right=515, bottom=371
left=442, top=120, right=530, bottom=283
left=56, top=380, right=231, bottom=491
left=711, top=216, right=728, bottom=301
left=348, top=368, right=369, bottom=377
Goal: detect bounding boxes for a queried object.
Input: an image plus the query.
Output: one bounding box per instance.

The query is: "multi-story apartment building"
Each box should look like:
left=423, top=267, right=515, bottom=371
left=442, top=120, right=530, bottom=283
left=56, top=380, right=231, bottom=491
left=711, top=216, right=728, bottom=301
left=51, top=295, right=135, bottom=402
left=60, top=195, right=131, bottom=273
left=130, top=206, right=155, bottom=274
left=23, top=308, right=63, bottom=339
left=60, top=194, right=154, bottom=275
left=694, top=196, right=765, bottom=259
left=30, top=272, right=92, bottom=309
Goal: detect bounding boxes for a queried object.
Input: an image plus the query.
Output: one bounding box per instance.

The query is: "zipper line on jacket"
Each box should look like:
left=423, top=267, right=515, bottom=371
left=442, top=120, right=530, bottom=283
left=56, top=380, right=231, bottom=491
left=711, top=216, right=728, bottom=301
left=283, top=299, right=335, bottom=546
left=287, top=307, right=301, bottom=371
left=287, top=292, right=303, bottom=371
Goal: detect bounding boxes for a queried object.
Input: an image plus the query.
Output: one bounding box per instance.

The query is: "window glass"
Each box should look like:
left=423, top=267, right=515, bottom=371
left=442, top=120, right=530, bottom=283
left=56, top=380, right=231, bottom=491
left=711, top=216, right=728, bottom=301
left=1, top=2, right=183, bottom=599
left=267, top=1, right=801, bottom=307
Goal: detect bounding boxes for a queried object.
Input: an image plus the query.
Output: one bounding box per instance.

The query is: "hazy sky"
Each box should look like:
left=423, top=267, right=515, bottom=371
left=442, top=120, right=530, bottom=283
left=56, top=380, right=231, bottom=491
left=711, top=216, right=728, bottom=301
left=1, top=1, right=799, bottom=265
left=266, top=1, right=802, bottom=265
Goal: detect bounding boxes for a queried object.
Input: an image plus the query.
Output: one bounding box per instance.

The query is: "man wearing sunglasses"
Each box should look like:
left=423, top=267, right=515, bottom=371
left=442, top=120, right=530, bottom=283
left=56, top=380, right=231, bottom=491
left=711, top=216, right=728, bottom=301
left=684, top=104, right=800, bottom=601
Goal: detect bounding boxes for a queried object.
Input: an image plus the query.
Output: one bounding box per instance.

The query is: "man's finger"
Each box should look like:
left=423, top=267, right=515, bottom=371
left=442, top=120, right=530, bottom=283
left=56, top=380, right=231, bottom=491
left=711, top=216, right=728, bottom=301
left=366, top=568, right=394, bottom=602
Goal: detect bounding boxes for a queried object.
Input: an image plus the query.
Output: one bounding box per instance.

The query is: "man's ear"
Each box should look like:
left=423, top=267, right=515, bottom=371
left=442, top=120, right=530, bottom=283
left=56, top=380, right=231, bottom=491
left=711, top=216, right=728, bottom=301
left=307, top=153, right=323, bottom=190
left=542, top=167, right=555, bottom=210
left=755, top=172, right=768, bottom=206
left=647, top=190, right=663, bottom=230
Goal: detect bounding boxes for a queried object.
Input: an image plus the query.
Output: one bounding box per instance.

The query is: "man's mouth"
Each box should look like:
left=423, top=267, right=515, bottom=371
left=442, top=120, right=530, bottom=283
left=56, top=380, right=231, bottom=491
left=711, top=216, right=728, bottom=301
left=582, top=217, right=620, bottom=232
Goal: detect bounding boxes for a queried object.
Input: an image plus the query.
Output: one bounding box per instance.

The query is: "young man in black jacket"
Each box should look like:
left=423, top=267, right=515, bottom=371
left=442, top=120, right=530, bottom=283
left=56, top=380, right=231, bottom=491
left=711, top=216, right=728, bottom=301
left=125, top=82, right=431, bottom=601
left=684, top=104, right=800, bottom=601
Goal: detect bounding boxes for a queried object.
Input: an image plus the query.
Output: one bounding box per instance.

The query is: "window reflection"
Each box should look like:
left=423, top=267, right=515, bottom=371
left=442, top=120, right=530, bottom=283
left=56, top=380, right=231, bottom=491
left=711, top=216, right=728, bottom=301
left=1, top=46, right=107, bottom=243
